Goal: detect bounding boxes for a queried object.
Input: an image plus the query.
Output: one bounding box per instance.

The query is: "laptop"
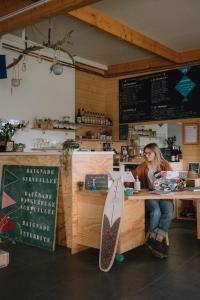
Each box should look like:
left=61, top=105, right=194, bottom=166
left=153, top=171, right=188, bottom=192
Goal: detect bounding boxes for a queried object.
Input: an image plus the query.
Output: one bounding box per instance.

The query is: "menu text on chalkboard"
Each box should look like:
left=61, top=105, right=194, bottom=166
left=119, top=65, right=200, bottom=123
left=0, top=165, right=59, bottom=251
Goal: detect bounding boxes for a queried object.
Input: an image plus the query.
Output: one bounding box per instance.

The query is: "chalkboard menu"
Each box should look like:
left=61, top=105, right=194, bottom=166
left=119, top=124, right=129, bottom=140
left=85, top=174, right=108, bottom=190
left=119, top=65, right=200, bottom=123
left=0, top=165, right=59, bottom=251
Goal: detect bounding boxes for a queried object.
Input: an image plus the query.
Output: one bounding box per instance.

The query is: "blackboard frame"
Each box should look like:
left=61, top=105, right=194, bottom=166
left=119, top=64, right=200, bottom=123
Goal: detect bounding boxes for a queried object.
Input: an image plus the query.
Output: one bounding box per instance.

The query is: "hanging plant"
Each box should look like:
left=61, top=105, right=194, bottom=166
left=62, top=140, right=79, bottom=170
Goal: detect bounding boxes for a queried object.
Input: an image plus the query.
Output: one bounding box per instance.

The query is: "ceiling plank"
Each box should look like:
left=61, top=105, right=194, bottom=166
left=0, top=0, right=34, bottom=17
left=106, top=57, right=175, bottom=77
left=69, top=6, right=181, bottom=63
left=0, top=0, right=103, bottom=36
left=181, top=49, right=200, bottom=63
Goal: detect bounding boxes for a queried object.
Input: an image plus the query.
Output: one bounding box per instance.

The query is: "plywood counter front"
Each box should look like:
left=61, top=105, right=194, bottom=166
left=75, top=190, right=145, bottom=254
left=0, top=151, right=114, bottom=252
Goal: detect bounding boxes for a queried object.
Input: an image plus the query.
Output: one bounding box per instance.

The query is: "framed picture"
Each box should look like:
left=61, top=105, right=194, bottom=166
left=188, top=162, right=200, bottom=174
left=6, top=141, right=14, bottom=152
left=183, top=124, right=199, bottom=144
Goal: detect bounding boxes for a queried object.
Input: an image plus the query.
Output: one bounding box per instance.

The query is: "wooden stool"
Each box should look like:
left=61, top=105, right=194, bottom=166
left=145, top=231, right=169, bottom=246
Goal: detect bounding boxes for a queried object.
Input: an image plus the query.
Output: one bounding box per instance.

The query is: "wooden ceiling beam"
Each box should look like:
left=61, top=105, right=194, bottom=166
left=106, top=56, right=200, bottom=77
left=69, top=6, right=181, bottom=63
left=0, top=0, right=34, bottom=17
left=180, top=49, right=200, bottom=63
left=106, top=57, right=175, bottom=77
left=0, top=0, right=103, bottom=36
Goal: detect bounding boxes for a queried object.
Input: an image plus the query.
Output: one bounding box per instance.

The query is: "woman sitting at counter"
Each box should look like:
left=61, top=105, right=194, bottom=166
left=132, top=143, right=173, bottom=259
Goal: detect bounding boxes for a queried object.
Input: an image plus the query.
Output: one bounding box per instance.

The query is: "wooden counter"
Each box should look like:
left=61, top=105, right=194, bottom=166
left=75, top=190, right=145, bottom=254
left=73, top=189, right=200, bottom=255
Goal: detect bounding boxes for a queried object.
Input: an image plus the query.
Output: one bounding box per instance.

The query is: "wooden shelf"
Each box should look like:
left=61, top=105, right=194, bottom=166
left=176, top=216, right=196, bottom=221
left=76, top=123, right=112, bottom=128
left=78, top=139, right=112, bottom=142
left=31, top=128, right=75, bottom=131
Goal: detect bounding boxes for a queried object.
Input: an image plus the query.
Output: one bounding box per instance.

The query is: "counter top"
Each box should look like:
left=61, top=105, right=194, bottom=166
left=0, top=151, right=62, bottom=156
left=0, top=151, right=114, bottom=156
left=78, top=189, right=200, bottom=199
left=72, top=151, right=114, bottom=155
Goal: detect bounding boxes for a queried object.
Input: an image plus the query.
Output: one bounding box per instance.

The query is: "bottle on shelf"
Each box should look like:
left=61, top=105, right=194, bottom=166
left=170, top=146, right=175, bottom=162
left=85, top=111, right=88, bottom=124
left=178, top=146, right=182, bottom=160
left=175, top=146, right=179, bottom=162
left=170, top=145, right=179, bottom=162
left=81, top=108, right=85, bottom=123
left=76, top=108, right=82, bottom=124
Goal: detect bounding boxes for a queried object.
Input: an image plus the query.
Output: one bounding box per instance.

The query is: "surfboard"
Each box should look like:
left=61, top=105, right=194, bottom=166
left=99, top=172, right=125, bottom=272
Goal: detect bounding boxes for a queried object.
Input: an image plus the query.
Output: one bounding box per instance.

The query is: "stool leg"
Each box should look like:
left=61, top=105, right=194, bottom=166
left=145, top=231, right=150, bottom=242
left=165, top=234, right=169, bottom=246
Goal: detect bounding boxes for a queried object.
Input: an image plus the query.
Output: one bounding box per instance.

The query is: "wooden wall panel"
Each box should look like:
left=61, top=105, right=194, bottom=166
left=64, top=153, right=113, bottom=254
left=75, top=70, right=107, bottom=114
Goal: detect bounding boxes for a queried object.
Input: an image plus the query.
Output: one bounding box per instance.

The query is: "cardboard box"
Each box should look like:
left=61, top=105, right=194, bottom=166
left=187, top=178, right=200, bottom=187
left=0, top=250, right=9, bottom=268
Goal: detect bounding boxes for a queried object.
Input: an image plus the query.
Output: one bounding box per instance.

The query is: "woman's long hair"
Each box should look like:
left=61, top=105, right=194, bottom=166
left=143, top=143, right=166, bottom=170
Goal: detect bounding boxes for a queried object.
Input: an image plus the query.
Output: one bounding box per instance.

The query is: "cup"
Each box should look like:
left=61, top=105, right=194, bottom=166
left=124, top=188, right=134, bottom=196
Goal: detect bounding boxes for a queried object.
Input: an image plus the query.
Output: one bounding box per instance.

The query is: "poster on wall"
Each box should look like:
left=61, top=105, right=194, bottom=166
left=0, top=165, right=59, bottom=251
left=119, top=65, right=200, bottom=123
left=0, top=55, right=7, bottom=79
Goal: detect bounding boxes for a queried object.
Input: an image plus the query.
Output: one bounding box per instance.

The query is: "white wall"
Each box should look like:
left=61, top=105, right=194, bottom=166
left=0, top=37, right=75, bottom=151
left=168, top=124, right=182, bottom=147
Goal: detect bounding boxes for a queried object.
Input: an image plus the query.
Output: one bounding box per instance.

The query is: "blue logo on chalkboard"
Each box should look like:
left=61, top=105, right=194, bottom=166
left=175, top=75, right=195, bottom=101
left=178, top=67, right=191, bottom=74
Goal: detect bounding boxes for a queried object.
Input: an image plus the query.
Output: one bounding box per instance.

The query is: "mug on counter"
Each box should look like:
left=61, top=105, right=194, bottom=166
left=124, top=188, right=134, bottom=196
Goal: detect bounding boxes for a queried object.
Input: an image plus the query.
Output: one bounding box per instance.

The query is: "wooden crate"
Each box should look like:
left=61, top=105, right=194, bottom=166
left=0, top=250, right=9, bottom=268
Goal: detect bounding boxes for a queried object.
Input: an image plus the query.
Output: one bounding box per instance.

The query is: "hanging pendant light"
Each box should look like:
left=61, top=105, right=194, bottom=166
left=51, top=63, right=63, bottom=75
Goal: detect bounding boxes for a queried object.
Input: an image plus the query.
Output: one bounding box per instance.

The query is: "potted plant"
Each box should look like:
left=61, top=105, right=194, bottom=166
left=165, top=136, right=176, bottom=149
left=0, top=121, right=25, bottom=152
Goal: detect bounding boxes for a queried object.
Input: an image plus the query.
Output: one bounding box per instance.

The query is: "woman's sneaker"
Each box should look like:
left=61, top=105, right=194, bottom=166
left=147, top=239, right=168, bottom=259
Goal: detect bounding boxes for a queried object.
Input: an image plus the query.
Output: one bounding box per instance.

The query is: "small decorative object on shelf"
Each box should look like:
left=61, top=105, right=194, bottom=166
left=77, top=181, right=84, bottom=191
left=90, top=178, right=97, bottom=191
left=76, top=108, right=113, bottom=126
left=129, top=125, right=157, bottom=138
left=6, top=141, right=14, bottom=152
left=14, top=143, right=26, bottom=152
left=33, top=116, right=75, bottom=130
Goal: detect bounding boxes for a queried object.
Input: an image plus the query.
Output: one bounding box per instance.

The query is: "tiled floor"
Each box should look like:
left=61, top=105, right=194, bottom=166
left=0, top=220, right=200, bottom=300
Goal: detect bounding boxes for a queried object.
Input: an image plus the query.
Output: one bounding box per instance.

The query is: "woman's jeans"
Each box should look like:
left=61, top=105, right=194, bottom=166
left=145, top=199, right=173, bottom=238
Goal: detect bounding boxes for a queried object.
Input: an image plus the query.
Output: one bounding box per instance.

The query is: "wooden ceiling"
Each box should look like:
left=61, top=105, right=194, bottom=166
left=1, top=0, right=200, bottom=77
left=0, top=0, right=103, bottom=36
left=0, top=0, right=39, bottom=17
